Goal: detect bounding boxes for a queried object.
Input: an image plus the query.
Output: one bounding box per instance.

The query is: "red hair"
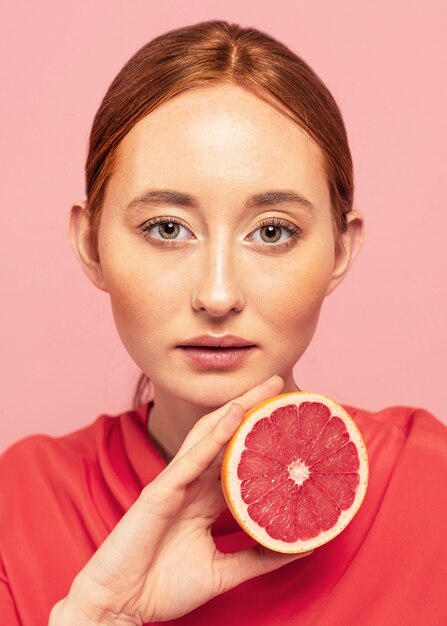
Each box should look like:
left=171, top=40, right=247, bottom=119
left=83, top=20, right=354, bottom=408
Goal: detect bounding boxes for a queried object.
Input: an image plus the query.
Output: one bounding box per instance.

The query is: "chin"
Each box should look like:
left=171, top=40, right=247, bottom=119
left=169, top=375, right=252, bottom=407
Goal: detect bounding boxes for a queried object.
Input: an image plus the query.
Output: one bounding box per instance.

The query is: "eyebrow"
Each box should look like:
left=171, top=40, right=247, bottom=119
left=125, top=189, right=316, bottom=213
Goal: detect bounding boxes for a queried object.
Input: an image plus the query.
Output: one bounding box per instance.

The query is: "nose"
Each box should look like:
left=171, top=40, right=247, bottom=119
left=191, top=236, right=245, bottom=317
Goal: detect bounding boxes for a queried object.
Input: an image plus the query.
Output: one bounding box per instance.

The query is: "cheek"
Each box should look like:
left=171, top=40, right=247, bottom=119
left=105, top=270, right=174, bottom=376
left=107, top=270, right=175, bottom=336
left=255, top=246, right=334, bottom=336
left=98, top=239, right=178, bottom=347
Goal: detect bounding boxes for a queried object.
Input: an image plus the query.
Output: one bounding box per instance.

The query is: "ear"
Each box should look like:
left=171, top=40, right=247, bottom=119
left=325, top=209, right=365, bottom=297
left=67, top=201, right=109, bottom=292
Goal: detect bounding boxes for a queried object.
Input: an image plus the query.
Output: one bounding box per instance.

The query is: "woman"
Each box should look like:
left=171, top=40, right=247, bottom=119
left=1, top=20, right=446, bottom=626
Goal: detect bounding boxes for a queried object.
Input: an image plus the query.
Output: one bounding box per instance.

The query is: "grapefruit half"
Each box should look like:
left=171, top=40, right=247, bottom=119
left=221, top=391, right=369, bottom=553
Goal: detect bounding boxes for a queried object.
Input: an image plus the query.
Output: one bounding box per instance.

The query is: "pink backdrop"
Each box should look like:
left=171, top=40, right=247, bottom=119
left=1, top=0, right=446, bottom=453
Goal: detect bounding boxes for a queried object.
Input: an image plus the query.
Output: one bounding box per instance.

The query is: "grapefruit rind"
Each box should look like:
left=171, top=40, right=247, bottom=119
left=221, top=391, right=369, bottom=554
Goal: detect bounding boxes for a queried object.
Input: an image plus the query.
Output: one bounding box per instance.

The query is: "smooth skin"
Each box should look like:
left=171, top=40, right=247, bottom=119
left=58, top=83, right=364, bottom=624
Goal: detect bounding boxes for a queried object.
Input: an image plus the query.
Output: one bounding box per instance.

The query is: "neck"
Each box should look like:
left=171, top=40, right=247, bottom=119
left=147, top=371, right=301, bottom=463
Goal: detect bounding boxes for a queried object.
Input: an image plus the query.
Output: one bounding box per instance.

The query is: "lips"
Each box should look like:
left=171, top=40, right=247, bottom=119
left=179, top=346, right=254, bottom=352
left=177, top=344, right=256, bottom=369
left=178, top=334, right=255, bottom=348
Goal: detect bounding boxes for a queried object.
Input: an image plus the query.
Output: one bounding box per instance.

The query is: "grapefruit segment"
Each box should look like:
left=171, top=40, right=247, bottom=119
left=244, top=417, right=288, bottom=463
left=304, top=415, right=351, bottom=466
left=310, top=441, right=360, bottom=473
left=221, top=391, right=369, bottom=553
left=237, top=449, right=286, bottom=480
left=298, top=402, right=331, bottom=461
left=311, top=472, right=359, bottom=509
left=241, top=474, right=289, bottom=504
left=269, top=404, right=300, bottom=460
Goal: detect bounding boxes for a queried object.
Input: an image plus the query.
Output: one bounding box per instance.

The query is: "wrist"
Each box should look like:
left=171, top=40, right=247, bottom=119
left=48, top=594, right=141, bottom=626
left=48, top=596, right=102, bottom=625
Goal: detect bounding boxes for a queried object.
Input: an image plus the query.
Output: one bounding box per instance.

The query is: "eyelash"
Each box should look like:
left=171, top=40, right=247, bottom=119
left=138, top=216, right=302, bottom=250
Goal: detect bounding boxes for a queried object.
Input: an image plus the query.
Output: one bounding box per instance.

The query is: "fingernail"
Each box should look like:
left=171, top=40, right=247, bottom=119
left=265, top=375, right=279, bottom=384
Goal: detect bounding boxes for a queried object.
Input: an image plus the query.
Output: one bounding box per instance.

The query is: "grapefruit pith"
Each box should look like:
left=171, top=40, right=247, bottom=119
left=221, top=392, right=369, bottom=553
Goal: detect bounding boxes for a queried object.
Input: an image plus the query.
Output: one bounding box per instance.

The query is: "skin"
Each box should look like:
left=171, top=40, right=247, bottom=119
left=58, top=83, right=364, bottom=624
left=69, top=82, right=364, bottom=462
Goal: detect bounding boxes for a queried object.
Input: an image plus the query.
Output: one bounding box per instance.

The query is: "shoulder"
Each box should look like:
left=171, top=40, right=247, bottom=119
left=0, top=402, right=149, bottom=500
left=0, top=400, right=149, bottom=462
left=343, top=401, right=446, bottom=436
left=342, top=401, right=447, bottom=469
left=0, top=421, right=95, bottom=510
left=0, top=415, right=106, bottom=472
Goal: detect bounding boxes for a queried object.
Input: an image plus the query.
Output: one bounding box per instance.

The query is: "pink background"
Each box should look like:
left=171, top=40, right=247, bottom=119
left=1, top=0, right=446, bottom=453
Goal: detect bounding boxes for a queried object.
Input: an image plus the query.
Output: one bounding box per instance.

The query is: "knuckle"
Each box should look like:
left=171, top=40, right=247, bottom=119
left=188, top=441, right=208, bottom=469
left=140, top=481, right=169, bottom=506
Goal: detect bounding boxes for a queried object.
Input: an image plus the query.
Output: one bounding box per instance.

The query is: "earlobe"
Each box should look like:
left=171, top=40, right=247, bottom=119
left=325, top=209, right=365, bottom=297
left=67, top=201, right=109, bottom=293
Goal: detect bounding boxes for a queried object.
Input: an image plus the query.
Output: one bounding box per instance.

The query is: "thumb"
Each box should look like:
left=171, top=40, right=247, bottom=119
left=217, top=544, right=314, bottom=594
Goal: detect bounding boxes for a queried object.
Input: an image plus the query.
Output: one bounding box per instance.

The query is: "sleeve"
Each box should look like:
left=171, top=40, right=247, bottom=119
left=0, top=555, right=21, bottom=625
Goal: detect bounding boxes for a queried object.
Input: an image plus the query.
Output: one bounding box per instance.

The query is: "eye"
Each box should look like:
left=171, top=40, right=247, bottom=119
left=139, top=216, right=191, bottom=245
left=138, top=216, right=302, bottom=250
left=250, top=218, right=302, bottom=249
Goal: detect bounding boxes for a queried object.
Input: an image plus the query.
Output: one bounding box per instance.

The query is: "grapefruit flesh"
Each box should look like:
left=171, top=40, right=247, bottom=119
left=221, top=392, right=369, bottom=553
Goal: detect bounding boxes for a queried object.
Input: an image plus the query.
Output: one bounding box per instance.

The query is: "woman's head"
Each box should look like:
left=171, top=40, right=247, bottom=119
left=68, top=20, right=363, bottom=409
left=84, top=20, right=355, bottom=249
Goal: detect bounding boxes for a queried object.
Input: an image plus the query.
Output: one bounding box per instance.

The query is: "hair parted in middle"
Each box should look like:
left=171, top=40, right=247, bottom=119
left=82, top=20, right=355, bottom=407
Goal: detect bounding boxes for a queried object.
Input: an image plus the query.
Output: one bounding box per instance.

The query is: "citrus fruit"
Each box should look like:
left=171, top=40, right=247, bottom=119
left=221, top=391, right=369, bottom=553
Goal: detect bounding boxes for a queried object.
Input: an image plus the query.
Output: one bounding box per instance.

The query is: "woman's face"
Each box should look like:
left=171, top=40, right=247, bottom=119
left=86, top=83, right=358, bottom=407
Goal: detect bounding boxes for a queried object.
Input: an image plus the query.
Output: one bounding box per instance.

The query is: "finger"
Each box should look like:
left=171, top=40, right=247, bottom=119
left=217, top=545, right=315, bottom=595
left=175, top=374, right=285, bottom=459
left=153, top=375, right=285, bottom=494
left=154, top=401, right=245, bottom=493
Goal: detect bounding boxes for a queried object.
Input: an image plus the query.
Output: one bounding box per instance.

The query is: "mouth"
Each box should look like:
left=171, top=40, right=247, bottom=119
left=180, top=345, right=254, bottom=350
left=177, top=345, right=256, bottom=368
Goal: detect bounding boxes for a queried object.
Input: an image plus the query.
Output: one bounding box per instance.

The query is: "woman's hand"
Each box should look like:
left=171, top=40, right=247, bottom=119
left=49, top=375, right=313, bottom=625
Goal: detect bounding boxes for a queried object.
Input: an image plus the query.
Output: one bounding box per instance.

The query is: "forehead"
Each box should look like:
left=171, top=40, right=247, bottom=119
left=110, top=83, right=329, bottom=207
